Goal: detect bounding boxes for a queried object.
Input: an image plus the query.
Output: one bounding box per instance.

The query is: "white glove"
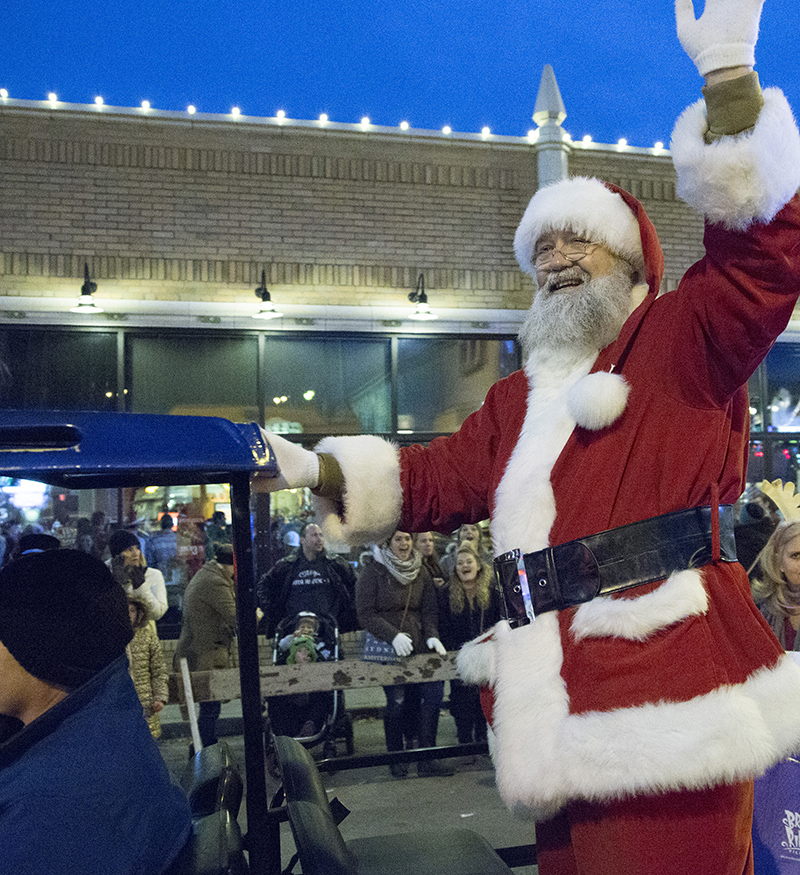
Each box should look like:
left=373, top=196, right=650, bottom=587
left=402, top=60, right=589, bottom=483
left=427, top=637, right=447, bottom=657
left=278, top=634, right=293, bottom=650
left=675, top=0, right=763, bottom=77
left=392, top=632, right=414, bottom=657
left=253, top=430, right=320, bottom=492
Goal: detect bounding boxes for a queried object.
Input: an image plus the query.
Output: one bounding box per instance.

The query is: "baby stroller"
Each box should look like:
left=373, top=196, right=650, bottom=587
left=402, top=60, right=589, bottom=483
left=264, top=611, right=354, bottom=759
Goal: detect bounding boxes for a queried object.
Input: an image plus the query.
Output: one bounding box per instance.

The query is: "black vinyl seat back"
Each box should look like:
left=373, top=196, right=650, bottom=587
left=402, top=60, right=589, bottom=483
left=273, top=735, right=357, bottom=875
left=164, top=809, right=248, bottom=875
left=181, top=741, right=244, bottom=819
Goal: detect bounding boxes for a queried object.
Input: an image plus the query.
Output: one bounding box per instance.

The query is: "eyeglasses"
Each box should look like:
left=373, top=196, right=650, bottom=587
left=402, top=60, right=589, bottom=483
left=534, top=240, right=599, bottom=268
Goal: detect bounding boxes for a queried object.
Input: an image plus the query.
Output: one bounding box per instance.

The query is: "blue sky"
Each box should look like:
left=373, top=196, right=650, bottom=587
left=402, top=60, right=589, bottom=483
left=2, top=1, right=798, bottom=147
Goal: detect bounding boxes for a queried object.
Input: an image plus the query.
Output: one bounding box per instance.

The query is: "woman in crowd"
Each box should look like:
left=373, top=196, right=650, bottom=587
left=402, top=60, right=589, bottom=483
left=439, top=523, right=490, bottom=579
left=751, top=520, right=800, bottom=651
left=442, top=542, right=502, bottom=744
left=356, top=529, right=451, bottom=778
left=127, top=596, right=169, bottom=738
left=108, top=529, right=168, bottom=622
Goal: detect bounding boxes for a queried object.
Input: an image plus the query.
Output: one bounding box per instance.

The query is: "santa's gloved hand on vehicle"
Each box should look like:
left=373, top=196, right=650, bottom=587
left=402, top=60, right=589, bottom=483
left=392, top=632, right=414, bottom=657
left=253, top=430, right=319, bottom=492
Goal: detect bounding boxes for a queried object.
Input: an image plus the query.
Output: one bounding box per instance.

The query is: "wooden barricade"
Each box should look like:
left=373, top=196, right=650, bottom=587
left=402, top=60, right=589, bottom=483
left=168, top=651, right=460, bottom=703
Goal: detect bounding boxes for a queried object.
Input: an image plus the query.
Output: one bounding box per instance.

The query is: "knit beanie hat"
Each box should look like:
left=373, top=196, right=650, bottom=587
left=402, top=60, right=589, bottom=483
left=287, top=634, right=318, bottom=665
left=108, top=529, right=141, bottom=558
left=0, top=549, right=133, bottom=688
left=513, top=176, right=664, bottom=296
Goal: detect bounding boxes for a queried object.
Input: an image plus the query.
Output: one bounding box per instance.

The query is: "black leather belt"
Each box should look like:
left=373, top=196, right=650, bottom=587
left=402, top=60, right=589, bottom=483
left=494, top=505, right=737, bottom=627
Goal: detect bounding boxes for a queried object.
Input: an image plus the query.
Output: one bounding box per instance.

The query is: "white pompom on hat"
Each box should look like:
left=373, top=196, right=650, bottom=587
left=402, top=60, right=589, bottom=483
left=514, top=176, right=646, bottom=281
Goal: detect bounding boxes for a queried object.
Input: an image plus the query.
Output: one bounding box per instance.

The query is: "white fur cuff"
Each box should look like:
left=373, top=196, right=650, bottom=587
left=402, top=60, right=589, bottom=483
left=312, top=435, right=402, bottom=547
left=670, top=88, right=800, bottom=230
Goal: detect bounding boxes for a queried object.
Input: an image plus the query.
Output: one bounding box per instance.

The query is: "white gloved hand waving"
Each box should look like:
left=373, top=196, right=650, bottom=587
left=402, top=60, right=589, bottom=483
left=675, top=0, right=764, bottom=77
left=392, top=632, right=414, bottom=657
left=426, top=637, right=447, bottom=657
left=253, top=430, right=320, bottom=492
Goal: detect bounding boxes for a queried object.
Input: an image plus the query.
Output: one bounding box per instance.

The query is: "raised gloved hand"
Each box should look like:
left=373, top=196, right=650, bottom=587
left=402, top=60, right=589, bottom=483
left=426, top=637, right=447, bottom=656
left=675, top=0, right=764, bottom=77
left=254, top=430, right=320, bottom=492
left=392, top=632, right=414, bottom=657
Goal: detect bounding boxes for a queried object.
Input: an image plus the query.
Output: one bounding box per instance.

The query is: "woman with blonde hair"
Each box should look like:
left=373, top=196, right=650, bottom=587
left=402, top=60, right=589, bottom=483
left=752, top=520, right=800, bottom=651
left=441, top=542, right=502, bottom=744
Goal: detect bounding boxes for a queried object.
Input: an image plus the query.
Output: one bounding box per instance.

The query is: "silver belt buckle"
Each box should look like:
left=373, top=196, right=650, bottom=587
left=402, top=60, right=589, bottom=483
left=515, top=548, right=536, bottom=624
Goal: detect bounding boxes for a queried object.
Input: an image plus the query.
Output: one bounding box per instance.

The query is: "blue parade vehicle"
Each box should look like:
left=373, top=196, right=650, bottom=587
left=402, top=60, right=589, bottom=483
left=0, top=410, right=276, bottom=874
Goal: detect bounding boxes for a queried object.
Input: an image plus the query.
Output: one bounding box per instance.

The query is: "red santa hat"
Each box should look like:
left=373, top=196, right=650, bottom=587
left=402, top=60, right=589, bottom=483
left=514, top=176, right=664, bottom=297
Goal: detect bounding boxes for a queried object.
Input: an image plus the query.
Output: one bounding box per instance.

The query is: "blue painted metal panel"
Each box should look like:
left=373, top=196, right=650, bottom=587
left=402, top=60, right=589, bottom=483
left=0, top=410, right=277, bottom=487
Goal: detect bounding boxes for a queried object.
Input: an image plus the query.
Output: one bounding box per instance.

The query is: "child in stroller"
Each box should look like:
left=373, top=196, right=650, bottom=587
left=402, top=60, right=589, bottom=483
left=266, top=611, right=352, bottom=755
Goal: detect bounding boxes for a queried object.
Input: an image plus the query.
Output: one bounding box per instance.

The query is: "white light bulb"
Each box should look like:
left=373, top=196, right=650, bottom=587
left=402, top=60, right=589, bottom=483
left=48, top=92, right=57, bottom=103
left=654, top=141, right=664, bottom=151
left=442, top=125, right=451, bottom=135
left=361, top=116, right=370, bottom=127
left=141, top=100, right=151, bottom=110
left=187, top=104, right=196, bottom=115
left=276, top=109, right=285, bottom=120
left=0, top=89, right=8, bottom=99
left=319, top=113, right=329, bottom=123
left=231, top=106, right=241, bottom=117
left=617, top=137, right=627, bottom=147
left=582, top=134, right=592, bottom=144
left=94, top=96, right=103, bottom=106
left=527, top=129, right=538, bottom=141
left=481, top=126, right=491, bottom=138
left=400, top=120, right=409, bottom=130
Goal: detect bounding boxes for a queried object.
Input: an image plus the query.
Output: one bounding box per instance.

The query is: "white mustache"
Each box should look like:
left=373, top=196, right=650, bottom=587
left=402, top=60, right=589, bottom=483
left=541, top=265, right=587, bottom=294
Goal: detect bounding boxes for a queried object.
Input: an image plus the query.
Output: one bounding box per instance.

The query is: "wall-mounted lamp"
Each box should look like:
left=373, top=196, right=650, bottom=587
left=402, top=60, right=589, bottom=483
left=408, top=274, right=437, bottom=321
left=252, top=269, right=283, bottom=320
left=70, top=264, right=104, bottom=313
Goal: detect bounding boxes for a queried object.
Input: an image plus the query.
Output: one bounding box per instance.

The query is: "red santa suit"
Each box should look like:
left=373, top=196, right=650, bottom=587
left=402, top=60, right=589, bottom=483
left=313, top=86, right=800, bottom=874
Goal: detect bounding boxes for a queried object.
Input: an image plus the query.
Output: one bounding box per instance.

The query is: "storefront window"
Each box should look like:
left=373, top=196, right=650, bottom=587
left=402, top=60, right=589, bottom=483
left=397, top=337, right=519, bottom=433
left=128, top=335, right=259, bottom=420
left=263, top=337, right=390, bottom=435
left=765, top=342, right=800, bottom=432
left=0, top=328, right=117, bottom=410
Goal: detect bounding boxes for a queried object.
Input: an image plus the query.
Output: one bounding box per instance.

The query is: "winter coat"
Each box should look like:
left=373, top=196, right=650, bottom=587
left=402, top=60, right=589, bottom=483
left=0, top=657, right=190, bottom=875
left=257, top=550, right=357, bottom=636
left=440, top=564, right=502, bottom=652
left=174, top=560, right=237, bottom=672
left=356, top=559, right=438, bottom=652
left=312, top=88, right=800, bottom=819
left=127, top=622, right=169, bottom=738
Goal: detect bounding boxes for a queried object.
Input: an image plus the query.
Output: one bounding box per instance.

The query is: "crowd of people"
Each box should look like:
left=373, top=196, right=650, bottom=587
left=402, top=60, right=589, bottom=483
left=256, top=520, right=500, bottom=776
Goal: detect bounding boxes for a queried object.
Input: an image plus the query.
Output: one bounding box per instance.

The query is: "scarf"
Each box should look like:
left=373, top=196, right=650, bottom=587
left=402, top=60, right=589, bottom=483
left=373, top=543, right=422, bottom=586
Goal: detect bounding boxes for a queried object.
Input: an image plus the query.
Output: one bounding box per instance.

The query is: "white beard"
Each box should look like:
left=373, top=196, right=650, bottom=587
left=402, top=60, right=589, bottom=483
left=518, top=263, right=635, bottom=360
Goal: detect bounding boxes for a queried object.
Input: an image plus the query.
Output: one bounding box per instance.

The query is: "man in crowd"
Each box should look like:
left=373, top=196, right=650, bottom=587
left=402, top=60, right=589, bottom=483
left=255, top=0, right=800, bottom=871
left=0, top=549, right=191, bottom=874
left=257, top=522, right=356, bottom=637
left=174, top=544, right=237, bottom=748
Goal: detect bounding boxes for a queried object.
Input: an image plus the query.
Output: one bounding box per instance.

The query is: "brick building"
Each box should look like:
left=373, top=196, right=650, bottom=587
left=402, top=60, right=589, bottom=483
left=0, top=68, right=798, bottom=523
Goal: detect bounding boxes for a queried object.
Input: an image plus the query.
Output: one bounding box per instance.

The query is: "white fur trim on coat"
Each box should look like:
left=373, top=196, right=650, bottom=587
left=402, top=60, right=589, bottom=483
left=570, top=568, right=708, bottom=642
left=456, top=627, right=497, bottom=686
left=566, top=371, right=629, bottom=432
left=492, top=349, right=597, bottom=556
left=514, top=177, right=645, bottom=280
left=671, top=88, right=800, bottom=230
left=312, top=435, right=401, bottom=547
left=489, top=617, right=800, bottom=819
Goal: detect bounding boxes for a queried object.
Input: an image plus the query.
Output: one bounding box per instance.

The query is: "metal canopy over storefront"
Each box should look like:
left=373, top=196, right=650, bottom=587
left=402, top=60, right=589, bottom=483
left=0, top=410, right=278, bottom=875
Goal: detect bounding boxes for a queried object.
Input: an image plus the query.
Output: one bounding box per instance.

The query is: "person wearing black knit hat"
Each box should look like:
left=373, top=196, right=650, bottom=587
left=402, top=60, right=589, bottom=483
left=0, top=550, right=190, bottom=875
left=108, top=526, right=169, bottom=622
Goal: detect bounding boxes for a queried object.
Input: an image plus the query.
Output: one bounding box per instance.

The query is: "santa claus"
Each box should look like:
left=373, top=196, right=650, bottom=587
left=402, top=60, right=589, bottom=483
left=257, top=0, right=800, bottom=871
